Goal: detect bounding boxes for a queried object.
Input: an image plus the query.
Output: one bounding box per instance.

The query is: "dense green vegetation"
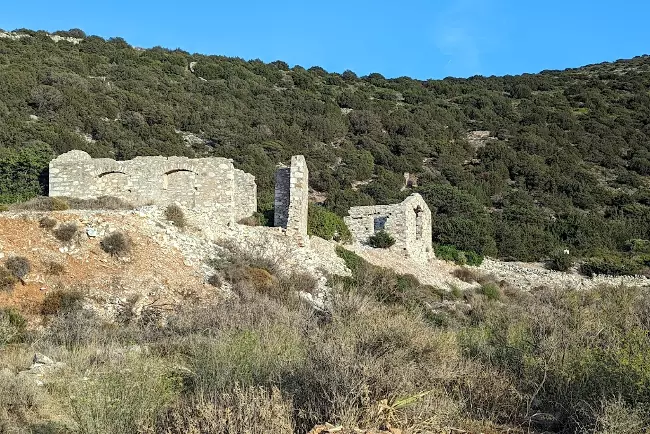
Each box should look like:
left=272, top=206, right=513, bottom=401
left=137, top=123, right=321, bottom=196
left=1, top=29, right=650, bottom=263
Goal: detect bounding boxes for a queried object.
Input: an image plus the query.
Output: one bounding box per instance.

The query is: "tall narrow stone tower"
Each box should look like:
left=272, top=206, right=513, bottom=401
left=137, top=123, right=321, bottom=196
left=274, top=155, right=309, bottom=241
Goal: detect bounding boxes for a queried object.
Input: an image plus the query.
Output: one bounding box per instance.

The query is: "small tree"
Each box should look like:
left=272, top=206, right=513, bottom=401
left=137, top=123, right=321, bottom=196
left=368, top=230, right=396, bottom=249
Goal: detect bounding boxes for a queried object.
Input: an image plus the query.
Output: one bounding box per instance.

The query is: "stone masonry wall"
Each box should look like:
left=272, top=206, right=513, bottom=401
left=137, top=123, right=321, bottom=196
left=274, top=155, right=309, bottom=241
left=49, top=150, right=257, bottom=226
left=345, top=193, right=433, bottom=263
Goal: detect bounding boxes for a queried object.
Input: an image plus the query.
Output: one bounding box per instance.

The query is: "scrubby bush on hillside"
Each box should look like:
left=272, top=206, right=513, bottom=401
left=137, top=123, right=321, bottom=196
left=44, top=260, right=65, bottom=275
left=13, top=196, right=69, bottom=211
left=548, top=249, right=574, bottom=271
left=39, top=216, right=57, bottom=229
left=4, top=256, right=31, bottom=281
left=579, top=255, right=645, bottom=277
left=66, top=196, right=134, bottom=210
left=237, top=215, right=260, bottom=226
left=0, top=308, right=26, bottom=345
left=308, top=204, right=351, bottom=242
left=0, top=267, right=18, bottom=292
left=41, top=289, right=84, bottom=315
left=165, top=204, right=186, bottom=228
left=436, top=244, right=484, bottom=266
left=368, top=230, right=395, bottom=248
left=53, top=222, right=78, bottom=242
left=100, top=232, right=133, bottom=256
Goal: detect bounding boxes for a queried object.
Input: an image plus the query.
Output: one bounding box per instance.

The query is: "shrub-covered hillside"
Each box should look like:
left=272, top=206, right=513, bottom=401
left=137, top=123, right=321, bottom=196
left=1, top=29, right=650, bottom=262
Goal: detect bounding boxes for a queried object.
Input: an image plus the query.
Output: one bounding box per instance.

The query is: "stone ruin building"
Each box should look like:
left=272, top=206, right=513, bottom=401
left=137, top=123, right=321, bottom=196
left=49, top=151, right=433, bottom=261
left=344, top=193, right=434, bottom=263
left=49, top=150, right=312, bottom=240
left=49, top=150, right=256, bottom=226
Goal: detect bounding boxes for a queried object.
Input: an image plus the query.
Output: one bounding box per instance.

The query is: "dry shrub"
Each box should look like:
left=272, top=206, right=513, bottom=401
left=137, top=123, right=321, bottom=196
left=41, top=289, right=84, bottom=315
left=53, top=222, right=78, bottom=242
left=4, top=256, right=31, bottom=280
left=157, top=386, right=294, bottom=434
left=278, top=271, right=318, bottom=295
left=0, top=308, right=27, bottom=345
left=39, top=215, right=57, bottom=229
left=237, top=215, right=260, bottom=226
left=207, top=274, right=222, bottom=287
left=44, top=260, right=65, bottom=275
left=0, top=266, right=18, bottom=292
left=165, top=204, right=187, bottom=228
left=453, top=267, right=481, bottom=283
left=66, top=195, right=133, bottom=210
left=0, top=370, right=41, bottom=427
left=13, top=196, right=69, bottom=211
left=68, top=357, right=179, bottom=434
left=100, top=232, right=133, bottom=256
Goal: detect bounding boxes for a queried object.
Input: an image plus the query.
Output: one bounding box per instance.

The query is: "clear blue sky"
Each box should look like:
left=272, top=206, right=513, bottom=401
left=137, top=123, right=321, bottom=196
left=3, top=0, right=649, bottom=79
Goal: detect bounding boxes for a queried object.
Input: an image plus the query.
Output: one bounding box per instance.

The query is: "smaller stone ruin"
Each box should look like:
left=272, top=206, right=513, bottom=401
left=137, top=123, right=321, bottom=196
left=344, top=193, right=434, bottom=263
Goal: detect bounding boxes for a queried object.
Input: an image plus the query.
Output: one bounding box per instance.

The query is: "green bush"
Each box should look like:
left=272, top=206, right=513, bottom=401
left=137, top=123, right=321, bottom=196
left=100, top=232, right=133, bottom=256
left=308, top=205, right=351, bottom=242
left=53, top=222, right=78, bottom=242
left=478, top=282, right=501, bottom=301
left=368, top=230, right=396, bottom=248
left=465, top=250, right=484, bottom=266
left=335, top=246, right=365, bottom=273
left=580, top=255, right=644, bottom=277
left=435, top=245, right=465, bottom=264
left=548, top=250, right=574, bottom=271
left=165, top=204, right=187, bottom=228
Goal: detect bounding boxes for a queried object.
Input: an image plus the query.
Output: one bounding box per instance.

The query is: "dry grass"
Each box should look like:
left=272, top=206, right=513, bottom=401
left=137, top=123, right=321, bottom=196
left=12, top=195, right=133, bottom=211
left=157, top=386, right=294, bottom=434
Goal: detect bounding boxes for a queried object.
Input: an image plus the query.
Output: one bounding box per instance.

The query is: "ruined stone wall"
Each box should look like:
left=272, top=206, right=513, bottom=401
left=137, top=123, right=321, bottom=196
left=49, top=150, right=257, bottom=225
left=344, top=193, right=433, bottom=263
left=274, top=155, right=309, bottom=241
left=233, top=170, right=257, bottom=221
left=274, top=166, right=291, bottom=230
